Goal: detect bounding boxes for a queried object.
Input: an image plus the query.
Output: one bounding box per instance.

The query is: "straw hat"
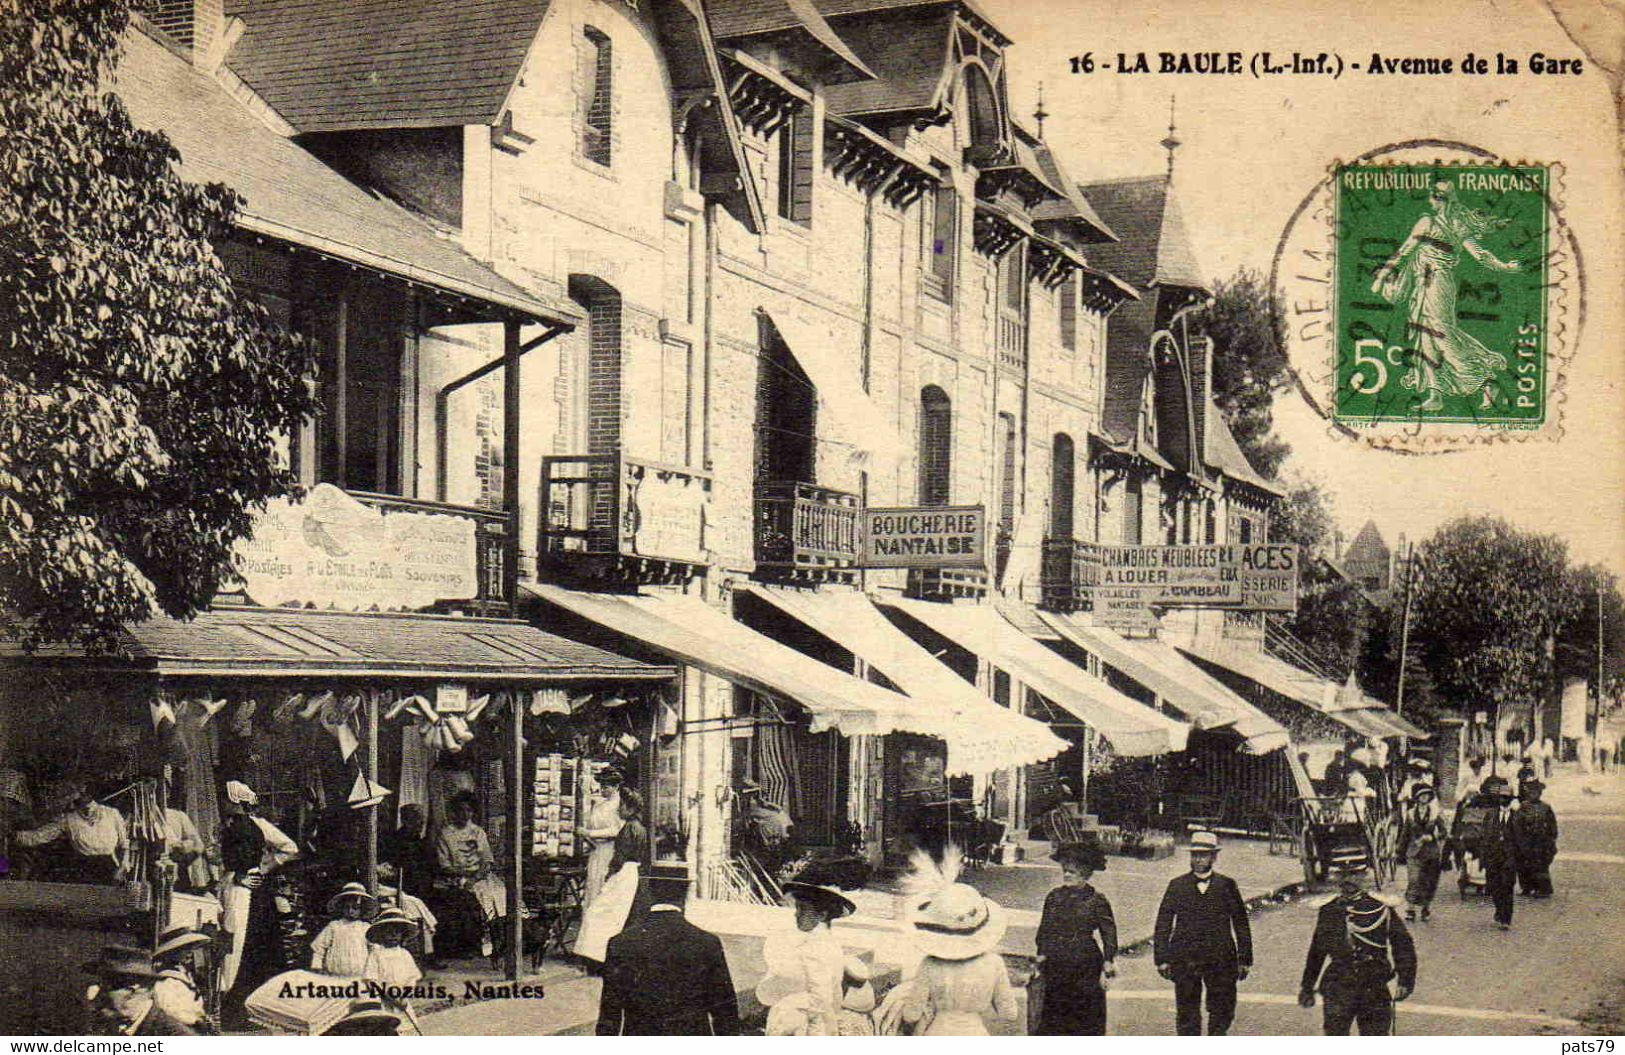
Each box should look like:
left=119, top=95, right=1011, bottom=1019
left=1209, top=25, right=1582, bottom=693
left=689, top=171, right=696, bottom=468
left=366, top=907, right=418, bottom=943
left=321, top=999, right=401, bottom=1036
left=904, top=882, right=1007, bottom=960
left=783, top=881, right=857, bottom=921
left=326, top=882, right=378, bottom=917
left=1186, top=830, right=1221, bottom=853
left=153, top=926, right=212, bottom=962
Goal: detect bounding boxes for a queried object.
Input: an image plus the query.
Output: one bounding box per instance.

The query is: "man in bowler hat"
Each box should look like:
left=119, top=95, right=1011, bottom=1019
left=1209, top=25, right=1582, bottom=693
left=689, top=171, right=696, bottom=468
left=1299, top=861, right=1416, bottom=1035
left=1153, top=830, right=1253, bottom=1035
left=596, top=863, right=741, bottom=1035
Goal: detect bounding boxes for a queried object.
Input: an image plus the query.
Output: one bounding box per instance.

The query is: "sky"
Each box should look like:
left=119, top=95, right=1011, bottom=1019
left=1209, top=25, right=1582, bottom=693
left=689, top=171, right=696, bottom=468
left=981, top=0, right=1624, bottom=572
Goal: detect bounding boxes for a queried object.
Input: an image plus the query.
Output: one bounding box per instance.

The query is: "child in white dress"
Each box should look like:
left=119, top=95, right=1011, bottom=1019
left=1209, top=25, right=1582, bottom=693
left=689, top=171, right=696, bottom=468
left=310, top=882, right=376, bottom=976
left=363, top=908, right=423, bottom=988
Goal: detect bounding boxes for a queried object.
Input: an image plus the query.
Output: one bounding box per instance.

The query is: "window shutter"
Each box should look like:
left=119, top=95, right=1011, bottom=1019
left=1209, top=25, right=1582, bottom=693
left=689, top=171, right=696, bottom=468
left=790, top=109, right=815, bottom=224
left=1059, top=273, right=1077, bottom=350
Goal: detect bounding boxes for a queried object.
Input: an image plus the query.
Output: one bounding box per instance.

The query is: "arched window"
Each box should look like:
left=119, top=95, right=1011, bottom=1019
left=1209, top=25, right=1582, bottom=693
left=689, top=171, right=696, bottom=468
left=1050, top=433, right=1075, bottom=538
left=918, top=386, right=952, bottom=506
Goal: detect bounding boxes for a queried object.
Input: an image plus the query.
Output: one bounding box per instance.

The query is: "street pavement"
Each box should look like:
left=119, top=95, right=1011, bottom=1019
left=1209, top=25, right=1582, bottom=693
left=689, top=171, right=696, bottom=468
left=421, top=764, right=1625, bottom=1035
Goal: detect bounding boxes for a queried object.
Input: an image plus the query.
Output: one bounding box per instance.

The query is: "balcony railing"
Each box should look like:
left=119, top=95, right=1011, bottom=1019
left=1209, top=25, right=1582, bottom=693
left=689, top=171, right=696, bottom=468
left=996, top=313, right=1026, bottom=369
left=753, top=480, right=860, bottom=579
left=348, top=490, right=510, bottom=611
left=539, top=453, right=711, bottom=579
left=1040, top=535, right=1095, bottom=613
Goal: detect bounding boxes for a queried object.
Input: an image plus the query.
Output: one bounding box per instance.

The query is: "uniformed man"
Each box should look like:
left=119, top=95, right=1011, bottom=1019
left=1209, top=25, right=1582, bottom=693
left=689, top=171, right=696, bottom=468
left=1298, top=861, right=1416, bottom=1035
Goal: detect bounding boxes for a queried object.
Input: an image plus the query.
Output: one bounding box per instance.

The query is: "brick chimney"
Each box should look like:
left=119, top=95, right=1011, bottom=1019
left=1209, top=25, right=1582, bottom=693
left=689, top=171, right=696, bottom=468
left=138, top=0, right=226, bottom=66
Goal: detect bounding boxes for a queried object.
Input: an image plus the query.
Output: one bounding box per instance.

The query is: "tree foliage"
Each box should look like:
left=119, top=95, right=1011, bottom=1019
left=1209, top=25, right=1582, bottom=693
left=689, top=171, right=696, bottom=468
left=1202, top=268, right=1292, bottom=479
left=0, top=0, right=314, bottom=651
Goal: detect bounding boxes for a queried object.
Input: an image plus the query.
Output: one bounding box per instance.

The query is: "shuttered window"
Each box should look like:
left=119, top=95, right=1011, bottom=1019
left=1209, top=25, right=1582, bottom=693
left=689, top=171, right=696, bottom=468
left=1059, top=273, right=1077, bottom=351
left=581, top=27, right=612, bottom=166
left=918, top=386, right=952, bottom=506
left=775, top=108, right=814, bottom=225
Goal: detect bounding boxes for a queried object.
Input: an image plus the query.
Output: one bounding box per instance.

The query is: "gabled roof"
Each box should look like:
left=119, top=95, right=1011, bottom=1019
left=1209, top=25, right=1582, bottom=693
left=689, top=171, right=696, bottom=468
left=1203, top=397, right=1283, bottom=495
left=818, top=4, right=955, bottom=116
left=1027, top=140, right=1116, bottom=244
left=115, top=26, right=579, bottom=325
left=1345, top=520, right=1390, bottom=561
left=223, top=0, right=550, bottom=133
left=1077, top=175, right=1206, bottom=292
left=706, top=0, right=876, bottom=82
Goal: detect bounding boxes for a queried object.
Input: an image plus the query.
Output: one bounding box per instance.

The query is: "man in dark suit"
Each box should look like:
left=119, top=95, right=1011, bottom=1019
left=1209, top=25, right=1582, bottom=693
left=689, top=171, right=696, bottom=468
left=1153, top=830, right=1253, bottom=1035
left=596, top=863, right=741, bottom=1035
left=1299, top=860, right=1416, bottom=1034
left=1476, top=776, right=1520, bottom=928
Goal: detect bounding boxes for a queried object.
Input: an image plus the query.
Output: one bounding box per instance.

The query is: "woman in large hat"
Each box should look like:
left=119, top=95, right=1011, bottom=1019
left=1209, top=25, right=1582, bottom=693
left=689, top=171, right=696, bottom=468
left=760, top=871, right=858, bottom=1036
left=878, top=847, right=1017, bottom=1036
left=1034, top=840, right=1116, bottom=1034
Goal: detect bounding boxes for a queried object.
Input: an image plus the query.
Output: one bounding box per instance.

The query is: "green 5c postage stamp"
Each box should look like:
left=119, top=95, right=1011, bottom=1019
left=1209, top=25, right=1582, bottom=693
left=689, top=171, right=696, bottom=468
left=1333, top=163, right=1549, bottom=425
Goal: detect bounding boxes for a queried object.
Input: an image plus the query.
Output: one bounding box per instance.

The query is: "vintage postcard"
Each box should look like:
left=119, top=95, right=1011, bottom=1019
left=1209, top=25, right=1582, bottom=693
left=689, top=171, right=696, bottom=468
left=0, top=0, right=1619, bottom=1039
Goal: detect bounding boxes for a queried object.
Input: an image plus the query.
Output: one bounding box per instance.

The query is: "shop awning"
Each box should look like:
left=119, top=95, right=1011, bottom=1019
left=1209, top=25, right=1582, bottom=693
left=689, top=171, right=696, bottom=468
left=1, top=607, right=675, bottom=681
left=524, top=585, right=946, bottom=741
left=737, top=585, right=1068, bottom=774
left=1173, top=636, right=1426, bottom=741
left=1036, top=612, right=1289, bottom=755
left=879, top=598, right=1189, bottom=757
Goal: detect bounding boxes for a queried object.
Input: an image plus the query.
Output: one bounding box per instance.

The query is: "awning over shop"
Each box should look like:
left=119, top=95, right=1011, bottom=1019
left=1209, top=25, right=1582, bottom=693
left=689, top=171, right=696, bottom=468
left=1036, top=612, right=1290, bottom=755
left=879, top=598, right=1189, bottom=757
left=737, top=585, right=1068, bottom=774
left=524, top=585, right=948, bottom=742
left=1, top=607, right=673, bottom=681
left=1173, top=636, right=1426, bottom=741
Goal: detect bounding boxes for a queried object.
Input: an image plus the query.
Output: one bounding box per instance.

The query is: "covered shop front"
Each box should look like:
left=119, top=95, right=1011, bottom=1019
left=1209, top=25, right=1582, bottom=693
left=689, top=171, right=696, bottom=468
left=0, top=607, right=671, bottom=1033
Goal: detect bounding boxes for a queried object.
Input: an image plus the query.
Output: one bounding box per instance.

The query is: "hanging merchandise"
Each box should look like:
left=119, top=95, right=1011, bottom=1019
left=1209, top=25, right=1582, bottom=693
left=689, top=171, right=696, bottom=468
left=658, top=699, right=679, bottom=738
left=229, top=700, right=257, bottom=738
left=534, top=689, right=571, bottom=716
left=149, top=697, right=177, bottom=732
left=399, top=727, right=432, bottom=808
left=301, top=690, right=335, bottom=720
left=270, top=693, right=304, bottom=724
left=532, top=754, right=578, bottom=858
left=444, top=715, right=474, bottom=746
left=466, top=695, right=491, bottom=722
left=347, top=772, right=393, bottom=810
left=319, top=694, right=361, bottom=761
left=385, top=694, right=427, bottom=721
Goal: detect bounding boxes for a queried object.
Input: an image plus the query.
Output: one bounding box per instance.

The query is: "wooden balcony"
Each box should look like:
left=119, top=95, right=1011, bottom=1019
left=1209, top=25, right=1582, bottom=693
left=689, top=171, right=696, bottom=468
left=539, top=453, right=711, bottom=586
left=996, top=313, right=1026, bottom=369
left=1040, top=535, right=1098, bottom=613
left=347, top=490, right=511, bottom=614
left=753, top=480, right=860, bottom=583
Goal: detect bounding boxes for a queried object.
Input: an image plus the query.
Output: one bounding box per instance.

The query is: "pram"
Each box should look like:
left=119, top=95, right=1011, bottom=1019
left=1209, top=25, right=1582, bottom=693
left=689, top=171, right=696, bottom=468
left=1450, top=796, right=1494, bottom=897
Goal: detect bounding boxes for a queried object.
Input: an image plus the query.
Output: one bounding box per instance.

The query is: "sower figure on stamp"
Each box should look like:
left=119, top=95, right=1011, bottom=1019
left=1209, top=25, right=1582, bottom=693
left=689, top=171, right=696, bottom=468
left=1299, top=860, right=1416, bottom=1035
left=1153, top=831, right=1253, bottom=1036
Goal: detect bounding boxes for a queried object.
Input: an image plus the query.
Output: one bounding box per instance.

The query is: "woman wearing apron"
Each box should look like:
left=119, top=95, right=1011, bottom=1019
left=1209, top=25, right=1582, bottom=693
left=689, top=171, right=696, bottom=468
left=580, top=769, right=623, bottom=907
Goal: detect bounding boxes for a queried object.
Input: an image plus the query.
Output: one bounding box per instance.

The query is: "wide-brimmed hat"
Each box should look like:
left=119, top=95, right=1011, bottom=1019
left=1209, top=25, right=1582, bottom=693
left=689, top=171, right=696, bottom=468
left=326, top=882, right=378, bottom=917
left=153, top=926, right=212, bottom=962
left=83, top=945, right=160, bottom=982
left=1052, top=840, right=1108, bottom=874
left=905, top=882, right=1008, bottom=961
left=1480, top=776, right=1513, bottom=797
left=1328, top=858, right=1371, bottom=877
left=321, top=1000, right=401, bottom=1036
left=596, top=767, right=625, bottom=787
left=1412, top=784, right=1438, bottom=801
left=366, top=907, right=417, bottom=943
left=783, top=881, right=857, bottom=921
left=1520, top=778, right=1545, bottom=793
left=1186, top=830, right=1220, bottom=853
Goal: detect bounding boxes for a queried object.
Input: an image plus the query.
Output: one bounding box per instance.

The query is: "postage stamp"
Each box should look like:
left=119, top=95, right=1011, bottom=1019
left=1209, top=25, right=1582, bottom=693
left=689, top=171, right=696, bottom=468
left=1332, top=163, right=1548, bottom=425
left=1270, top=141, right=1581, bottom=452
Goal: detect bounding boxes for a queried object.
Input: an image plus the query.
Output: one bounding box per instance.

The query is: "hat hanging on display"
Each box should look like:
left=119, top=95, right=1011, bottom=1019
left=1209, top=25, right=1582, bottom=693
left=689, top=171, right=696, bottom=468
left=1186, top=830, right=1221, bottom=853
left=300, top=690, right=335, bottom=721
left=230, top=699, right=257, bottom=733
left=326, top=882, right=379, bottom=917
left=466, top=695, right=492, bottom=722
left=149, top=698, right=177, bottom=732
left=154, top=926, right=212, bottom=962
left=384, top=695, right=426, bottom=721
left=366, top=908, right=418, bottom=943
left=225, top=780, right=258, bottom=806
left=270, top=693, right=305, bottom=725
left=347, top=772, right=393, bottom=810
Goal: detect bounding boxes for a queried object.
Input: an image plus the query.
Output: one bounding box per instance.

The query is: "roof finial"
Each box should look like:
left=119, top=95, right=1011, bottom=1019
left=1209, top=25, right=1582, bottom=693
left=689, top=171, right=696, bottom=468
left=1033, top=81, right=1049, bottom=140
left=1160, top=95, right=1181, bottom=180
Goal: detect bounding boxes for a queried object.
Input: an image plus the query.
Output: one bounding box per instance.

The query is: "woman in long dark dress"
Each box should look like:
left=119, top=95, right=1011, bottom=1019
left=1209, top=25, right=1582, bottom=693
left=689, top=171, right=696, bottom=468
left=1034, top=841, right=1117, bottom=1035
left=608, top=790, right=651, bottom=930
left=217, top=784, right=297, bottom=1027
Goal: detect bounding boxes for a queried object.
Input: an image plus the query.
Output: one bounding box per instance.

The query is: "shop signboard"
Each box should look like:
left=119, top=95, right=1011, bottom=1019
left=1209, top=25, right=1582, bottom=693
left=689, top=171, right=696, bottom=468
left=436, top=683, right=469, bottom=714
left=1081, top=543, right=1299, bottom=612
left=234, top=483, right=479, bottom=610
left=1093, top=587, right=1161, bottom=633
left=859, top=505, right=986, bottom=568
left=622, top=462, right=709, bottom=566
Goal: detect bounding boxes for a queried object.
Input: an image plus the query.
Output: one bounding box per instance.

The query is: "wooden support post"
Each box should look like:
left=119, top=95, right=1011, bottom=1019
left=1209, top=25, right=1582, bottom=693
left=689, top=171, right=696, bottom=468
left=503, top=320, right=522, bottom=605
left=366, top=689, right=379, bottom=897
left=508, top=690, right=524, bottom=981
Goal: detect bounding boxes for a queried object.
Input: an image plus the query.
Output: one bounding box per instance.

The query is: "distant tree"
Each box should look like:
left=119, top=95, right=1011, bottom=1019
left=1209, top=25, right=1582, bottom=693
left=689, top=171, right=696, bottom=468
left=1269, top=475, right=1334, bottom=552
left=1557, top=563, right=1625, bottom=693
left=1408, top=517, right=1573, bottom=717
left=0, top=0, right=314, bottom=651
left=1202, top=268, right=1292, bottom=479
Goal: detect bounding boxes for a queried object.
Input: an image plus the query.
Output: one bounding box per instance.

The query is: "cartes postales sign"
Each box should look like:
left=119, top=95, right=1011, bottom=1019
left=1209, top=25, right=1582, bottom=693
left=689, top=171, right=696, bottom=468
left=1333, top=163, right=1548, bottom=425
left=860, top=505, right=986, bottom=568
left=233, top=484, right=478, bottom=610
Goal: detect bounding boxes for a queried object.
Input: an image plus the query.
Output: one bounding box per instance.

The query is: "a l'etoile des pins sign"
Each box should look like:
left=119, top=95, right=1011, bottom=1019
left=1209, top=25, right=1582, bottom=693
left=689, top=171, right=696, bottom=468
left=234, top=484, right=479, bottom=609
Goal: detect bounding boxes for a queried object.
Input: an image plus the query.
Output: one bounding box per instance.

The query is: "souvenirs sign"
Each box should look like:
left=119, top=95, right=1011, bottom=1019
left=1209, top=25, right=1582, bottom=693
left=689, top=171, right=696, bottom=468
left=234, top=483, right=479, bottom=610
left=859, top=505, right=986, bottom=568
left=1084, top=543, right=1300, bottom=612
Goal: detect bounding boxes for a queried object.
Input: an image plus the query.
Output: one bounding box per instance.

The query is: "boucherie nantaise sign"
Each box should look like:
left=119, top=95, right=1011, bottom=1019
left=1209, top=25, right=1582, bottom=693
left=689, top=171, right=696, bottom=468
left=860, top=505, right=986, bottom=568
